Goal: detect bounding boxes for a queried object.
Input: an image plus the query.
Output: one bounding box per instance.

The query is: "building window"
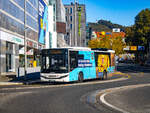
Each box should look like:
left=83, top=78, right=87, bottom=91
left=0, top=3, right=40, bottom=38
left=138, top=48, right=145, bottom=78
left=26, top=1, right=38, bottom=19
left=0, top=12, right=25, bottom=36
left=53, top=4, right=56, bottom=22
left=13, top=0, right=25, bottom=9
left=70, top=24, right=72, bottom=30
left=53, top=4, right=56, bottom=15
left=68, top=9, right=69, bottom=14
left=53, top=23, right=56, bottom=31
left=65, top=8, right=68, bottom=14
left=26, top=14, right=38, bottom=30
left=70, top=8, right=72, bottom=14
left=28, top=0, right=38, bottom=9
left=70, top=16, right=72, bottom=22
left=6, top=42, right=13, bottom=51
left=2, top=1, right=24, bottom=22
left=6, top=54, right=12, bottom=72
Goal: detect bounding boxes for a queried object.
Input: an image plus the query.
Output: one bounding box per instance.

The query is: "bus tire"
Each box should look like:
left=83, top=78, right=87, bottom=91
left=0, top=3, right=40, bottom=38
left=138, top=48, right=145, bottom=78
left=78, top=72, right=83, bottom=82
left=102, top=71, right=107, bottom=80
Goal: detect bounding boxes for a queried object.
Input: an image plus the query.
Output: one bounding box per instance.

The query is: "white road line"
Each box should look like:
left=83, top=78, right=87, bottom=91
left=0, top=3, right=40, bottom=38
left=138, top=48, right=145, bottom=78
left=100, top=93, right=130, bottom=113
left=99, top=84, right=150, bottom=113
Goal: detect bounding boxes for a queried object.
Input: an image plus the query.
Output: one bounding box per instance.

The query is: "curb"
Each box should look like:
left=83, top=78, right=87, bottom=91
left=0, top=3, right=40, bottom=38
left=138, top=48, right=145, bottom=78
left=98, top=84, right=150, bottom=113
left=0, top=82, right=23, bottom=86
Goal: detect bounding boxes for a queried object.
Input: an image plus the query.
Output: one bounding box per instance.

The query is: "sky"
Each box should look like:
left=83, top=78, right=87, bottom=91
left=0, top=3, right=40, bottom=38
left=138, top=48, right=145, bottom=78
left=62, top=0, right=150, bottom=26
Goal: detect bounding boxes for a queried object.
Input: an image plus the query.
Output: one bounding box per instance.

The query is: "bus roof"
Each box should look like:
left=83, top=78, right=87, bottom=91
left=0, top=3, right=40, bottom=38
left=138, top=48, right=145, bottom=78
left=42, top=47, right=115, bottom=53
left=66, top=47, right=91, bottom=51
left=93, top=49, right=115, bottom=53
left=63, top=47, right=115, bottom=53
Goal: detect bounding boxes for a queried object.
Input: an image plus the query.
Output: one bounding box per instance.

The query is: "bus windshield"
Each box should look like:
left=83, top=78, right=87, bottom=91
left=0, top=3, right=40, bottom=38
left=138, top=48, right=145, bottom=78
left=41, top=50, right=68, bottom=73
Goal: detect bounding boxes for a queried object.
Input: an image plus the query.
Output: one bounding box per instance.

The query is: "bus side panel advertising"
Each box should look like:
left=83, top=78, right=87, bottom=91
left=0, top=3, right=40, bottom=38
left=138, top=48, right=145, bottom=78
left=69, top=51, right=96, bottom=81
left=107, top=53, right=115, bottom=73
left=96, top=54, right=110, bottom=78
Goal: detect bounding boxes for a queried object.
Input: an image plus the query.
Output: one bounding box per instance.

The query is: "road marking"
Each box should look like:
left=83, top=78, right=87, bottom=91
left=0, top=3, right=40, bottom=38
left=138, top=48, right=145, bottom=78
left=99, top=84, right=150, bottom=113
left=100, top=93, right=130, bottom=113
left=0, top=77, right=128, bottom=91
left=114, top=72, right=131, bottom=79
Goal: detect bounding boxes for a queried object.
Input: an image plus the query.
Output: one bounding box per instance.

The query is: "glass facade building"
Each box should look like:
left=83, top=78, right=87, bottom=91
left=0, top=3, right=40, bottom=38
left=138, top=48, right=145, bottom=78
left=0, top=0, right=38, bottom=39
left=0, top=0, right=40, bottom=75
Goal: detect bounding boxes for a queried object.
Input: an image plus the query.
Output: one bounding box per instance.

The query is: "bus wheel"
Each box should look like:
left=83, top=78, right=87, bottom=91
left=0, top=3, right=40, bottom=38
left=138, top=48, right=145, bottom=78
left=102, top=71, right=107, bottom=80
left=78, top=72, right=83, bottom=82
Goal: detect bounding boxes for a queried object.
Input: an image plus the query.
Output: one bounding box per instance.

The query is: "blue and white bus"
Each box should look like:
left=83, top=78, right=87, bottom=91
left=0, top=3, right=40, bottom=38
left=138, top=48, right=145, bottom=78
left=40, top=47, right=115, bottom=82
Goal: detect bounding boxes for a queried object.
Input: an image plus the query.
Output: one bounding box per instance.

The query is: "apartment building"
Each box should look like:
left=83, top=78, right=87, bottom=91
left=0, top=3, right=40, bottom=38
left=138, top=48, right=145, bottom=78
left=64, top=3, right=86, bottom=47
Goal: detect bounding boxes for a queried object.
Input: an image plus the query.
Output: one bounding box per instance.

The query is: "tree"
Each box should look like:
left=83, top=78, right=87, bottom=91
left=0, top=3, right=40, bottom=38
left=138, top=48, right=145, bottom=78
left=134, top=9, right=150, bottom=46
left=125, top=9, right=150, bottom=47
left=124, top=9, right=150, bottom=62
left=88, top=35, right=125, bottom=55
left=112, top=36, right=126, bottom=55
left=88, top=38, right=100, bottom=48
left=125, top=26, right=136, bottom=45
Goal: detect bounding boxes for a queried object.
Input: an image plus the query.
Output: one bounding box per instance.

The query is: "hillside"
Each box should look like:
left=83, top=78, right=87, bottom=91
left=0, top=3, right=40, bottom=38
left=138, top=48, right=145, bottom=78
left=88, top=20, right=126, bottom=32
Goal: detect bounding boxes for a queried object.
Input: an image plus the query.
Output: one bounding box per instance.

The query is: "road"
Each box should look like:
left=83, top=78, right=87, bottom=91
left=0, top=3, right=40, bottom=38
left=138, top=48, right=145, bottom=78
left=0, top=63, right=150, bottom=113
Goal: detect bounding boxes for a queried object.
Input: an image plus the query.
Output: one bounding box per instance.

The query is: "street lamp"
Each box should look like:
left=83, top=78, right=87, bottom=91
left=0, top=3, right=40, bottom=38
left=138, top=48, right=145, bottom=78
left=74, top=0, right=77, bottom=46
left=24, top=0, right=27, bottom=80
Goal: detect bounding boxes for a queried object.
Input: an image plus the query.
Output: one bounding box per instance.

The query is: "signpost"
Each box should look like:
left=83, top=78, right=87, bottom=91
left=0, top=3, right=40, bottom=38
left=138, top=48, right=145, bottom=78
left=24, top=0, right=27, bottom=80
left=130, top=46, right=137, bottom=51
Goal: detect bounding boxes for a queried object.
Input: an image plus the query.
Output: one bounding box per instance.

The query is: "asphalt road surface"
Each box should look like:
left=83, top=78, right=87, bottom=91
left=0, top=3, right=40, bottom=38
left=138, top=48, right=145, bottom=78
left=105, top=85, right=150, bottom=113
left=0, top=63, right=150, bottom=113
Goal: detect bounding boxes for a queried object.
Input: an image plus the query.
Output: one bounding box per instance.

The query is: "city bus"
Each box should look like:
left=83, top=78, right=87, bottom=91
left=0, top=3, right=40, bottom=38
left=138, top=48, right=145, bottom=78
left=40, top=47, right=115, bottom=82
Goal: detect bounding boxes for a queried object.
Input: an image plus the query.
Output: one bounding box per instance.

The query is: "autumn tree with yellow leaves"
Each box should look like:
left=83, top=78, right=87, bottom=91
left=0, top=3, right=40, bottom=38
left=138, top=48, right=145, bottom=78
left=88, top=34, right=126, bottom=55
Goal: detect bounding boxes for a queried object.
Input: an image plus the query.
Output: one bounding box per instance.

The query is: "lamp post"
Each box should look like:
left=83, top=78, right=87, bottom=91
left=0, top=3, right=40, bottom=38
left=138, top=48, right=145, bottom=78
left=74, top=0, right=77, bottom=46
left=24, top=0, right=27, bottom=80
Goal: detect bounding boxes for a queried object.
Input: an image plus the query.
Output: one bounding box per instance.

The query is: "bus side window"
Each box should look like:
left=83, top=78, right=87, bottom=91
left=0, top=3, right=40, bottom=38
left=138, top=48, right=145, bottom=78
left=70, top=51, right=78, bottom=71
left=42, top=56, right=46, bottom=70
left=78, top=55, right=84, bottom=60
left=94, top=52, right=98, bottom=66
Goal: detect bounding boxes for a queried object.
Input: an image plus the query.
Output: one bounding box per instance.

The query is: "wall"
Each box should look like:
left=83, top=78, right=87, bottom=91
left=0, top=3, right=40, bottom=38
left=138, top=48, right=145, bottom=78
left=56, top=22, right=66, bottom=34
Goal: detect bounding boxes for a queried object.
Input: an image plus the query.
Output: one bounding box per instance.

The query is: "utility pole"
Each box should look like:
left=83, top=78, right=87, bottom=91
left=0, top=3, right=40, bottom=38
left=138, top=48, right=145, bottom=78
left=24, top=0, right=27, bottom=80
left=74, top=0, right=77, bottom=46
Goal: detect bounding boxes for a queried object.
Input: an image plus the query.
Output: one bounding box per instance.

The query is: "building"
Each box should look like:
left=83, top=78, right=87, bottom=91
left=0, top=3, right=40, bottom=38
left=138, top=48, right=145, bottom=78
left=0, top=0, right=40, bottom=76
left=0, top=0, right=69, bottom=77
left=91, top=31, right=97, bottom=39
left=64, top=3, right=86, bottom=47
left=86, top=24, right=92, bottom=46
left=56, top=0, right=68, bottom=47
left=47, top=0, right=57, bottom=48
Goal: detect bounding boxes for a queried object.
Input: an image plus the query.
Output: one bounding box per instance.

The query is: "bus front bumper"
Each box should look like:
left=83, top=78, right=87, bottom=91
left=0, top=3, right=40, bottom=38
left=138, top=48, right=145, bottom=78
left=40, top=73, right=69, bottom=82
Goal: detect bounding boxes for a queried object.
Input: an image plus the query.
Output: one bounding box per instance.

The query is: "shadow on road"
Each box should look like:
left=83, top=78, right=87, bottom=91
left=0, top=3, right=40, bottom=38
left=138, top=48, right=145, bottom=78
left=10, top=72, right=40, bottom=82
left=117, top=63, right=150, bottom=73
